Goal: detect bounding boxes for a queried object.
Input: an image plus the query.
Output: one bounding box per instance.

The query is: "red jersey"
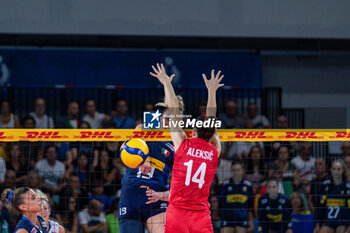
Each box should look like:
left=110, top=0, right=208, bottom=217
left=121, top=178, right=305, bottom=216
left=168, top=138, right=218, bottom=210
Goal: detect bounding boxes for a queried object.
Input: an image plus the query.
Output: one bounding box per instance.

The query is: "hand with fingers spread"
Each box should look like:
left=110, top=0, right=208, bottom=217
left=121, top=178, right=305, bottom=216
left=150, top=63, right=175, bottom=86
left=202, top=69, right=224, bottom=93
left=140, top=185, right=169, bottom=204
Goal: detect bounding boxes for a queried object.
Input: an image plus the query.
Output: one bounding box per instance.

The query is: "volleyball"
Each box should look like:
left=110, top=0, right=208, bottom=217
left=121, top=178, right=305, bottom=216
left=120, top=138, right=150, bottom=168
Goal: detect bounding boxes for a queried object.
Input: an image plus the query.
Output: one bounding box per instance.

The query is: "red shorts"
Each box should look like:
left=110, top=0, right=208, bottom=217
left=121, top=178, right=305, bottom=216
left=164, top=204, right=213, bottom=233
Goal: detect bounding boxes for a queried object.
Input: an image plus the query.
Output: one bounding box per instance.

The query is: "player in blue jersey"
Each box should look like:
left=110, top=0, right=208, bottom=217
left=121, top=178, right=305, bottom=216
left=1, top=187, right=48, bottom=233
left=314, top=160, right=350, bottom=233
left=118, top=97, right=183, bottom=233
left=218, top=160, right=254, bottom=233
left=258, top=179, right=292, bottom=233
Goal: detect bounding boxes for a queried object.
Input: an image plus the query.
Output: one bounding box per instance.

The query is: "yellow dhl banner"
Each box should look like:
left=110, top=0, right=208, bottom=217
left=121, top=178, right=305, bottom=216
left=326, top=199, right=345, bottom=207
left=226, top=194, right=248, bottom=203
left=2, top=129, right=350, bottom=141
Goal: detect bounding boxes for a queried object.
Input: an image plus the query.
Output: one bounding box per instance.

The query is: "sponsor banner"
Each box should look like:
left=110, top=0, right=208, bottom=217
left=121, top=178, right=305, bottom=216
left=2, top=129, right=350, bottom=142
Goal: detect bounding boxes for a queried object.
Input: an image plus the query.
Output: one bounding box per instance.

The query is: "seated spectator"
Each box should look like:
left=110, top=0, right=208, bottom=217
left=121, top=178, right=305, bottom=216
left=26, top=170, right=45, bottom=191
left=66, top=152, right=91, bottom=187
left=246, top=103, right=270, bottom=128
left=30, top=98, right=55, bottom=128
left=290, top=192, right=311, bottom=215
left=0, top=197, right=13, bottom=233
left=0, top=99, right=20, bottom=128
left=276, top=115, right=288, bottom=129
left=245, top=145, right=267, bottom=185
left=111, top=99, right=135, bottom=129
left=79, top=199, right=108, bottom=233
left=143, top=102, right=154, bottom=112
left=56, top=196, right=79, bottom=233
left=53, top=141, right=73, bottom=164
left=0, top=170, right=16, bottom=194
left=89, top=180, right=111, bottom=211
left=269, top=146, right=299, bottom=186
left=92, top=150, right=122, bottom=196
left=57, top=101, right=80, bottom=128
left=307, top=158, right=329, bottom=212
left=216, top=156, right=232, bottom=184
left=58, top=173, right=89, bottom=211
left=5, top=143, right=27, bottom=184
left=82, top=99, right=111, bottom=129
left=219, top=100, right=245, bottom=129
left=35, top=145, right=65, bottom=193
left=209, top=175, right=220, bottom=233
left=261, top=169, right=293, bottom=197
left=291, top=142, right=315, bottom=184
left=21, top=115, right=36, bottom=128
left=105, top=197, right=120, bottom=233
left=104, top=141, right=121, bottom=159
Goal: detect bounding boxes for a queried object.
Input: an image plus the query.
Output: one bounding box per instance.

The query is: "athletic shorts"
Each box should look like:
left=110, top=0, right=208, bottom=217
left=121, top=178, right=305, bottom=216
left=164, top=204, right=213, bottom=233
left=221, top=216, right=249, bottom=229
left=118, top=185, right=168, bottom=222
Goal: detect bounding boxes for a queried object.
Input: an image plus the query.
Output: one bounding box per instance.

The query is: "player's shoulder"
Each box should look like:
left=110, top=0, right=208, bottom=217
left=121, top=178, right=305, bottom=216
left=243, top=179, right=252, bottom=187
left=277, top=194, right=288, bottom=204
left=259, top=193, right=269, bottom=204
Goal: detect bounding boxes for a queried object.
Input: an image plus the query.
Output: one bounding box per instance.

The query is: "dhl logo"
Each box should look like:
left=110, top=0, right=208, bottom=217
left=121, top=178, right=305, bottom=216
left=79, top=131, right=116, bottom=139
left=266, top=214, right=282, bottom=222
left=0, top=132, right=6, bottom=139
left=285, top=132, right=319, bottom=139
left=333, top=132, right=350, bottom=138
left=232, top=132, right=267, bottom=139
left=326, top=199, right=345, bottom=207
left=226, top=194, right=248, bottom=203
left=22, top=131, right=64, bottom=139
left=132, top=131, right=167, bottom=139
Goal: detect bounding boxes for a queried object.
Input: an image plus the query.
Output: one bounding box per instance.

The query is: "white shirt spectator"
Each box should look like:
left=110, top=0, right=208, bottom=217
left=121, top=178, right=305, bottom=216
left=250, top=115, right=270, bottom=129
left=216, top=159, right=232, bottom=183
left=79, top=208, right=106, bottom=226
left=0, top=157, right=6, bottom=182
left=291, top=155, right=316, bottom=181
left=30, top=112, right=55, bottom=129
left=35, top=159, right=65, bottom=187
left=83, top=112, right=106, bottom=129
left=227, top=141, right=264, bottom=159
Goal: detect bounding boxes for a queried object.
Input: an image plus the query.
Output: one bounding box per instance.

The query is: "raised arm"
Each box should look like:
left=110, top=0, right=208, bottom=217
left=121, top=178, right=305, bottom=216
left=150, top=63, right=186, bottom=150
left=202, top=69, right=224, bottom=155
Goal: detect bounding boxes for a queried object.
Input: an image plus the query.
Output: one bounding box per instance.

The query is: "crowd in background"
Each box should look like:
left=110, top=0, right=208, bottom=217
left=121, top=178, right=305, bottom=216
left=0, top=98, right=349, bottom=233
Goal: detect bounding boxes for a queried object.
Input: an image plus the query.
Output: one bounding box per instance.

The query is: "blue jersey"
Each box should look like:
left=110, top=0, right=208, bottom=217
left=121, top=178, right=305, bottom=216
left=15, top=216, right=47, bottom=233
left=121, top=141, right=175, bottom=191
left=218, top=179, right=253, bottom=220
left=315, top=179, right=350, bottom=227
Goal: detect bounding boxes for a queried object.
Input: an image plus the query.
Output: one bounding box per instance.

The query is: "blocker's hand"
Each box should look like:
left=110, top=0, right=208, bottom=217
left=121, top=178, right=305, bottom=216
left=150, top=63, right=175, bottom=85
left=202, top=69, right=224, bottom=92
left=139, top=158, right=151, bottom=175
left=140, top=186, right=163, bottom=204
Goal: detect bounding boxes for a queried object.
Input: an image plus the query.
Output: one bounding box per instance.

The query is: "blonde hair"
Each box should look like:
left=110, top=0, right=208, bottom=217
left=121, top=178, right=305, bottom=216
left=290, top=192, right=308, bottom=213
left=155, top=95, right=184, bottom=113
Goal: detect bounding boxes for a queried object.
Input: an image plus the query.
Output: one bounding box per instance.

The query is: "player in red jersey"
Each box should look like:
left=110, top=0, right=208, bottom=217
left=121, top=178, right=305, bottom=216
left=150, top=63, right=223, bottom=233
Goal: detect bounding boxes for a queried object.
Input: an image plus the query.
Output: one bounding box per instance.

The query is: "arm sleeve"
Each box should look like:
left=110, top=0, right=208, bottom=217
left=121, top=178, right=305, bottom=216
left=78, top=211, right=88, bottom=225
left=258, top=198, right=268, bottom=233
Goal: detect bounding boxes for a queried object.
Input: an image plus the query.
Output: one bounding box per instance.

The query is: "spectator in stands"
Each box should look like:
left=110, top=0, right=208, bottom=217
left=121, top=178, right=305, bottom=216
left=21, top=115, right=36, bottom=128
left=269, top=146, right=299, bottom=186
left=261, top=169, right=293, bottom=197
left=290, top=192, right=313, bottom=233
left=291, top=142, right=315, bottom=184
left=0, top=99, right=20, bottom=128
left=246, top=103, right=270, bottom=128
left=307, top=158, right=329, bottom=212
left=219, top=100, right=245, bottom=129
left=30, top=98, right=55, bottom=128
left=0, top=197, right=13, bottom=233
left=56, top=196, right=79, bottom=233
left=6, top=143, right=27, bottom=184
left=79, top=199, right=108, bottom=233
left=26, top=170, right=44, bottom=191
left=57, top=101, right=80, bottom=128
left=66, top=152, right=90, bottom=187
left=0, top=170, right=15, bottom=194
left=143, top=102, right=154, bottom=112
left=92, top=150, right=122, bottom=196
left=35, top=145, right=65, bottom=193
left=245, top=145, right=267, bottom=185
left=105, top=197, right=120, bottom=233
left=0, top=156, right=5, bottom=183
left=276, top=115, right=288, bottom=129
left=195, top=102, right=206, bottom=118
left=89, top=180, right=111, bottom=211
left=209, top=175, right=220, bottom=233
left=112, top=99, right=135, bottom=129
left=83, top=99, right=111, bottom=129
left=79, top=121, right=91, bottom=129
left=58, top=172, right=89, bottom=211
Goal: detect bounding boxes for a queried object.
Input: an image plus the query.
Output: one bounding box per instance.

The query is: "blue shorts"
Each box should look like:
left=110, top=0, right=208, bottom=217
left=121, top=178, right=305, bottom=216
left=118, top=184, right=168, bottom=222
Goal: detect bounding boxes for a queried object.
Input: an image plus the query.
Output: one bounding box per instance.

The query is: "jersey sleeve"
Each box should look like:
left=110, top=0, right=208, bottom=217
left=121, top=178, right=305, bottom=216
left=257, top=197, right=268, bottom=233
left=315, top=183, right=327, bottom=225
left=283, top=198, right=293, bottom=229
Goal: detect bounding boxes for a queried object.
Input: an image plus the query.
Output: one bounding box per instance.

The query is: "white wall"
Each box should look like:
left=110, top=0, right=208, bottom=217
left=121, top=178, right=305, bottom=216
left=262, top=55, right=350, bottom=128
left=1, top=0, right=350, bottom=38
